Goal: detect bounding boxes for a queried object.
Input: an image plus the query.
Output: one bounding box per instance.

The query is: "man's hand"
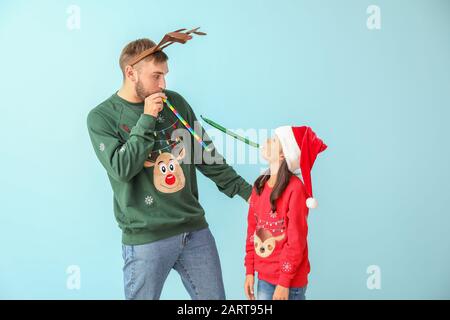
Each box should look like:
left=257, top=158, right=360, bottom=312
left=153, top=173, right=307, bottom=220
left=144, top=92, right=167, bottom=118
left=244, top=275, right=255, bottom=300
left=272, top=285, right=289, bottom=300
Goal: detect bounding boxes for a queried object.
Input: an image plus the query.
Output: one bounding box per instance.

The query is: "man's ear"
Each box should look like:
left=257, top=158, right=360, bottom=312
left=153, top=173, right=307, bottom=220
left=125, top=65, right=137, bottom=82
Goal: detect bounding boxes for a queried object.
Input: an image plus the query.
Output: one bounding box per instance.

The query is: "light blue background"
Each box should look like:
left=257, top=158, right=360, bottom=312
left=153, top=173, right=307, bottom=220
left=1, top=0, right=449, bottom=299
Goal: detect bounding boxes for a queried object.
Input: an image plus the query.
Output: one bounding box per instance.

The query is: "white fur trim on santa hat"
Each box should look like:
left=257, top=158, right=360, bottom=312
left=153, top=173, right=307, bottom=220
left=306, top=197, right=318, bottom=209
left=275, top=126, right=301, bottom=174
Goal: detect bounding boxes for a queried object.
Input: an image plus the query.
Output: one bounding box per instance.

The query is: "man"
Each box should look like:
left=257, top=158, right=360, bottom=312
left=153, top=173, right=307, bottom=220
left=86, top=34, right=252, bottom=300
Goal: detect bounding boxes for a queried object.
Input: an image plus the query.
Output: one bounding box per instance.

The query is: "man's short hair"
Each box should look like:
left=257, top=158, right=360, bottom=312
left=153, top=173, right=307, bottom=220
left=119, top=38, right=168, bottom=78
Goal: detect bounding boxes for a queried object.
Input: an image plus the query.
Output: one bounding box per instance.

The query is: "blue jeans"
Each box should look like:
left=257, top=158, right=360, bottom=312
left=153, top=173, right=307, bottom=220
left=257, top=279, right=307, bottom=300
left=122, top=227, right=225, bottom=300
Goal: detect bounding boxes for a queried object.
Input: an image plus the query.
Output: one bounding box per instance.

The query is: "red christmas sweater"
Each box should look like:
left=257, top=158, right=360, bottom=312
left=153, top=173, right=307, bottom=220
left=244, top=175, right=310, bottom=288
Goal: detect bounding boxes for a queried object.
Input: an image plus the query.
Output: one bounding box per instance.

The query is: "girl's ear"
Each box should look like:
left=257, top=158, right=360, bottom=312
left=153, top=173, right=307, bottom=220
left=279, top=151, right=285, bottom=160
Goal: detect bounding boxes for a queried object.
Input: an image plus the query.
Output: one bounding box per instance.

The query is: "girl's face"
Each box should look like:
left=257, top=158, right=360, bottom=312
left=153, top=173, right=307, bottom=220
left=261, top=135, right=284, bottom=163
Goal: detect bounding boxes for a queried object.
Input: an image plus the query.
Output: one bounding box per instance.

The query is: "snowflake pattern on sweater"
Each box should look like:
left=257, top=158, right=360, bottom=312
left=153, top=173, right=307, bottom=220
left=144, top=195, right=154, bottom=206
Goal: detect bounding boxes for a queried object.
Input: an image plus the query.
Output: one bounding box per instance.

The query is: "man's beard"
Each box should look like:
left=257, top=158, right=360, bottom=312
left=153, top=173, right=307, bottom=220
left=135, top=78, right=151, bottom=101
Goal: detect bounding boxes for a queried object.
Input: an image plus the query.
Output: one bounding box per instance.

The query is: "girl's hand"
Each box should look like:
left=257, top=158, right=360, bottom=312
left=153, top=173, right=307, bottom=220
left=273, top=285, right=289, bottom=300
left=244, top=275, right=255, bottom=300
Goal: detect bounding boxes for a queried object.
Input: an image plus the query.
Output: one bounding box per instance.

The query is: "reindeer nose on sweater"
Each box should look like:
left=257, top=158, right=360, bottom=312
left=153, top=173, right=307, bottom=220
left=260, top=247, right=265, bottom=254
left=165, top=174, right=176, bottom=185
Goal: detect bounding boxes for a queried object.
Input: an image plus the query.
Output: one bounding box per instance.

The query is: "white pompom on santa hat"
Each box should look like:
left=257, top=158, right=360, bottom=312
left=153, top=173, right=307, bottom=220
left=274, top=126, right=327, bottom=209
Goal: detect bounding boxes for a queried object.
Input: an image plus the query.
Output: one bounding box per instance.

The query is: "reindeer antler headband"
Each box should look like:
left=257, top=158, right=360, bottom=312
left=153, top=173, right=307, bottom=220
left=128, top=27, right=206, bottom=66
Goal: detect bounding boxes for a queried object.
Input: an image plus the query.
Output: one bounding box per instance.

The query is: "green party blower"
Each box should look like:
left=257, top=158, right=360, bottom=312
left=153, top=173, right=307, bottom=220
left=200, top=115, right=260, bottom=148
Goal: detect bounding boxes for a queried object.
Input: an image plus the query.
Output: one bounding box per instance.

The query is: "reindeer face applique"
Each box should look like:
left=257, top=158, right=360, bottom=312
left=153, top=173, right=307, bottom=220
left=144, top=146, right=186, bottom=194
left=254, top=228, right=285, bottom=258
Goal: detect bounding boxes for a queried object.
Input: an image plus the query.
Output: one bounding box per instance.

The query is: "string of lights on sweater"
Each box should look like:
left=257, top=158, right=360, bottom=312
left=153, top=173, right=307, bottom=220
left=255, top=215, right=286, bottom=234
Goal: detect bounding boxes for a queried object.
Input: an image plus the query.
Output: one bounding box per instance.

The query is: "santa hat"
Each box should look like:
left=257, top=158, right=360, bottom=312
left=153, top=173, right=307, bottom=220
left=274, top=126, right=327, bottom=209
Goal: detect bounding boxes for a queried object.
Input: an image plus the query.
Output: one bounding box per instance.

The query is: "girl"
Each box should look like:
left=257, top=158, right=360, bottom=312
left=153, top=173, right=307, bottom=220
left=244, top=126, right=327, bottom=300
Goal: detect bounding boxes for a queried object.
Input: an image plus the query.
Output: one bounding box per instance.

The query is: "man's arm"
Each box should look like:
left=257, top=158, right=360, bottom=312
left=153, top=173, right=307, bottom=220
left=86, top=110, right=157, bottom=183
left=196, top=145, right=253, bottom=201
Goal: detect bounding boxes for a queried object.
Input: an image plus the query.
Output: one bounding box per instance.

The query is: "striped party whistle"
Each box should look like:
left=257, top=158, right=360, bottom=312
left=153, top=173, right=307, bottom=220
left=162, top=98, right=211, bottom=152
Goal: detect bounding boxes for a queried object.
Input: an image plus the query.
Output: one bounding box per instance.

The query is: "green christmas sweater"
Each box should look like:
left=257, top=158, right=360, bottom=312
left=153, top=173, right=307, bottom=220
left=87, top=90, right=252, bottom=245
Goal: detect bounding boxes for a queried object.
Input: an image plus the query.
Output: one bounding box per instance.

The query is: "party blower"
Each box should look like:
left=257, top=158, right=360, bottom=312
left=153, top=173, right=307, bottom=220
left=162, top=98, right=212, bottom=152
left=200, top=115, right=260, bottom=148
left=162, top=98, right=259, bottom=152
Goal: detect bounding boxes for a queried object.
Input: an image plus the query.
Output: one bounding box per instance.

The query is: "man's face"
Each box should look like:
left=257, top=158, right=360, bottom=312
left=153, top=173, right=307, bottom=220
left=132, top=59, right=169, bottom=101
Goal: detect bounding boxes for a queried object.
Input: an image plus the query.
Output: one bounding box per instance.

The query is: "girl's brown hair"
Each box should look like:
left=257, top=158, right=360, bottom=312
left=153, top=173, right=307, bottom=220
left=253, top=159, right=293, bottom=212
